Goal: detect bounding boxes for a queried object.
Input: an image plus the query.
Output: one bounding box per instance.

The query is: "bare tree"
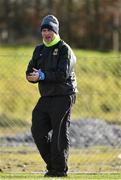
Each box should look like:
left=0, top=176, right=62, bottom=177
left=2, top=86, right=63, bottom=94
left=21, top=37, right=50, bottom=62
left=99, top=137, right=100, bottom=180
left=0, top=0, right=121, bottom=50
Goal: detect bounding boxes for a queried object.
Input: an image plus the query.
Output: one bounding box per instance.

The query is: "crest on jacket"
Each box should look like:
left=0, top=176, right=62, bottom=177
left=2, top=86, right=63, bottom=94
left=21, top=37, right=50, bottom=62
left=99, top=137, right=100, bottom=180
left=53, top=48, right=58, bottom=55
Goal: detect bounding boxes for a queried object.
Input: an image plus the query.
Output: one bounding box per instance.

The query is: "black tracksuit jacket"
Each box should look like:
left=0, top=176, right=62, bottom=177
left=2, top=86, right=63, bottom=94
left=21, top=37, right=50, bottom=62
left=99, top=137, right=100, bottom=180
left=26, top=40, right=77, bottom=96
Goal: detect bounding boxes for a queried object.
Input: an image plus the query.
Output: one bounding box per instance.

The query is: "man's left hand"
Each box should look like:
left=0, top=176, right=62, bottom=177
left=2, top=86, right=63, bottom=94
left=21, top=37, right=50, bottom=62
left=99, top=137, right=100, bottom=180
left=26, top=68, right=39, bottom=82
left=26, top=68, right=45, bottom=82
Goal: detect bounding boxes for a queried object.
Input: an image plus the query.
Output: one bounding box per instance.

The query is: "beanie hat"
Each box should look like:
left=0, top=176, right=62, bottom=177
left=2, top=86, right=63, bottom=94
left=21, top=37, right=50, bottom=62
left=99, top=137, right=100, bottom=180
left=40, top=15, right=59, bottom=34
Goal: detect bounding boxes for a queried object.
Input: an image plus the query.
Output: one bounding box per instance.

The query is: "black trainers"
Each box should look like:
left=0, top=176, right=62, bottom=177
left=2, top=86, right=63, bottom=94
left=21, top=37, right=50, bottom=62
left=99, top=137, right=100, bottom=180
left=44, top=170, right=67, bottom=177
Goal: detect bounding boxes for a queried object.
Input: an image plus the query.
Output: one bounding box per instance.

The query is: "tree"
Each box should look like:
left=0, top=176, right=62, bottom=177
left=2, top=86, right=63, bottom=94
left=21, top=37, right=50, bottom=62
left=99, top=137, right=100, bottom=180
left=0, top=0, right=121, bottom=51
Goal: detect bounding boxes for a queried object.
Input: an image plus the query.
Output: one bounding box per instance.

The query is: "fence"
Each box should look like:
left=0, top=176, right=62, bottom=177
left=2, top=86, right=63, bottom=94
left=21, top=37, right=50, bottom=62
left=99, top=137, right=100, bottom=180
left=0, top=50, right=121, bottom=173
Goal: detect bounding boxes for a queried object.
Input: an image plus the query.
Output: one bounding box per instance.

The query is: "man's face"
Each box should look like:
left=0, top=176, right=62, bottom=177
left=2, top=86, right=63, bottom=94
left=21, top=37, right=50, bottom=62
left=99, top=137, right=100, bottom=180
left=42, top=28, right=55, bottom=43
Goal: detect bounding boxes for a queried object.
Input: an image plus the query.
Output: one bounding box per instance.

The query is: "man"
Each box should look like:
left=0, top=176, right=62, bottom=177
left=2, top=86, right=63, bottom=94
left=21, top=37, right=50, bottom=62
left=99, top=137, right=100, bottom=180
left=26, top=15, right=77, bottom=177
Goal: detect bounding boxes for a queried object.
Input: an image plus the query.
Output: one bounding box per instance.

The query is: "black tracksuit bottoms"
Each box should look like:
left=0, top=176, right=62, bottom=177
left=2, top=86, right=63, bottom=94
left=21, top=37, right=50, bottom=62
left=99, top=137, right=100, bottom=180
left=31, top=95, right=74, bottom=173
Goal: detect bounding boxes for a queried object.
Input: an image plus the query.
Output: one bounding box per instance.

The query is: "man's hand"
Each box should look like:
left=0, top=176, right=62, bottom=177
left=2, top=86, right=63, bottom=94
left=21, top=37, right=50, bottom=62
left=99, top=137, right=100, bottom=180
left=26, top=68, right=45, bottom=82
left=26, top=68, right=39, bottom=82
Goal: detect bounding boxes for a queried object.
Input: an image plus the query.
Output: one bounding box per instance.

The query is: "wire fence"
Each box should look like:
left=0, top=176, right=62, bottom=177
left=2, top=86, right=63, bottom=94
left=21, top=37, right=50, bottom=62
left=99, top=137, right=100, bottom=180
left=0, top=53, right=121, bottom=173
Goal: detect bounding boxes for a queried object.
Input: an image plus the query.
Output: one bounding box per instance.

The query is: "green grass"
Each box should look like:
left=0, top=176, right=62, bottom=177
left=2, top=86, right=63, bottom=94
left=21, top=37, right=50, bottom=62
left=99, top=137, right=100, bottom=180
left=0, top=46, right=121, bottom=133
left=0, top=173, right=121, bottom=180
left=74, top=50, right=121, bottom=123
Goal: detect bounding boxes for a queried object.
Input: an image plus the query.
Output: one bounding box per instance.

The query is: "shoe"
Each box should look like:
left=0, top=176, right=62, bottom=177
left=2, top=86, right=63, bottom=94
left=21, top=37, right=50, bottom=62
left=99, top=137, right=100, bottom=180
left=44, top=170, right=67, bottom=177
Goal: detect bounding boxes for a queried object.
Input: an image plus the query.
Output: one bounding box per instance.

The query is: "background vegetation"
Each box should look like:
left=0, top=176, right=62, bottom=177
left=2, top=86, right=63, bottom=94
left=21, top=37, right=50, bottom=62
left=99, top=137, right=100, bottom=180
left=0, top=47, right=121, bottom=134
left=0, top=0, right=121, bottom=51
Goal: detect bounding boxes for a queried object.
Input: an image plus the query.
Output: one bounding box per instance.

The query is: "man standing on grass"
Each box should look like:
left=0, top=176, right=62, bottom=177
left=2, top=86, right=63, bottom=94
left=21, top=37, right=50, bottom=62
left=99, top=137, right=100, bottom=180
left=26, top=15, right=77, bottom=177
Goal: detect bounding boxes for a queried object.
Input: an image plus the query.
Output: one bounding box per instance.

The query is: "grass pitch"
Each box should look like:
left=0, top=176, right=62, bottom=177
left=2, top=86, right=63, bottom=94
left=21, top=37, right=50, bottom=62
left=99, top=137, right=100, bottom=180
left=0, top=173, right=121, bottom=180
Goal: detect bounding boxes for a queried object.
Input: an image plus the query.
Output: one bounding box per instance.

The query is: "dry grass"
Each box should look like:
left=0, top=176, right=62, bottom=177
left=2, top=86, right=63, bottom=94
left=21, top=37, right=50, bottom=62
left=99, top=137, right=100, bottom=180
left=0, top=146, right=121, bottom=173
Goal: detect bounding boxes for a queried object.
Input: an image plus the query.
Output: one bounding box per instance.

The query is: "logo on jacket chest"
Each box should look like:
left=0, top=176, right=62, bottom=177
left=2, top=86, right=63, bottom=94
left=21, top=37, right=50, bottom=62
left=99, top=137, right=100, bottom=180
left=53, top=48, right=58, bottom=56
